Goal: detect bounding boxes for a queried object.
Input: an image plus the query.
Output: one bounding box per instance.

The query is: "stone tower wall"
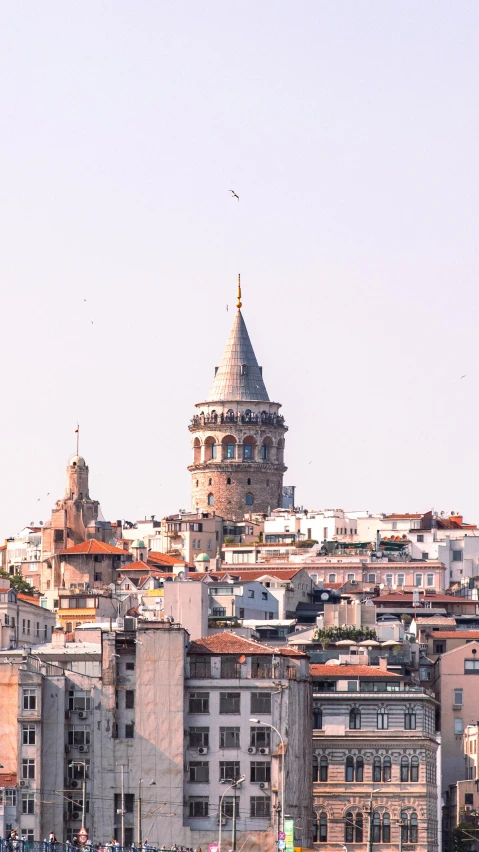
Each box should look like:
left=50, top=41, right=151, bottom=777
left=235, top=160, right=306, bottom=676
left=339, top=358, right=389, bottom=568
left=191, top=463, right=284, bottom=519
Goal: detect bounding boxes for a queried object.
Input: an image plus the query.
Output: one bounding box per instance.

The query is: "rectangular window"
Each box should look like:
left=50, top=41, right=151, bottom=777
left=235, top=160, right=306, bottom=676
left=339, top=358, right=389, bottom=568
left=426, top=573, right=435, bottom=587
left=125, top=690, right=135, bottom=709
left=190, top=658, right=212, bottom=678
left=455, top=718, right=464, bottom=735
left=250, top=727, right=271, bottom=748
left=347, top=573, right=355, bottom=582
left=220, top=658, right=241, bottom=678
left=417, top=534, right=424, bottom=542
left=433, top=641, right=445, bottom=654
left=189, top=797, right=209, bottom=817
left=465, top=660, right=479, bottom=673
left=68, top=690, right=92, bottom=712
left=251, top=692, right=271, bottom=715
left=5, top=789, right=17, bottom=806
left=21, top=793, right=35, bottom=814
left=212, top=607, right=227, bottom=617
left=405, top=712, right=416, bottom=730
left=397, top=574, right=405, bottom=587
left=125, top=724, right=135, bottom=739
left=328, top=574, right=336, bottom=583
left=248, top=590, right=255, bottom=598
left=452, top=550, right=463, bottom=562
left=22, top=689, right=36, bottom=711
left=189, top=727, right=210, bottom=749
left=189, top=693, right=210, bottom=713
left=21, top=831, right=34, bottom=843
left=385, top=574, right=393, bottom=587
left=22, top=759, right=35, bottom=779
left=22, top=725, right=36, bottom=745
left=125, top=662, right=135, bottom=671
left=211, top=444, right=217, bottom=459
left=377, top=711, right=388, bottom=730
left=68, top=727, right=91, bottom=747
left=368, top=574, right=376, bottom=583
left=415, top=574, right=423, bottom=587
left=189, top=762, right=209, bottom=782
left=250, top=762, right=271, bottom=783
left=220, top=727, right=240, bottom=749
left=114, top=794, right=134, bottom=814
left=454, top=689, right=464, bottom=706
left=420, top=667, right=431, bottom=681
left=261, top=591, right=268, bottom=600
left=220, top=761, right=241, bottom=781
left=250, top=796, right=271, bottom=818
left=220, top=692, right=241, bottom=714
left=226, top=443, right=235, bottom=459
left=219, top=796, right=239, bottom=820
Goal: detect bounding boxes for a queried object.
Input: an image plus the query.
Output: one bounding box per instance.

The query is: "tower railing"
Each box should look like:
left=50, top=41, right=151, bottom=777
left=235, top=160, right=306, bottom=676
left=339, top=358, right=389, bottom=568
left=190, top=412, right=287, bottom=428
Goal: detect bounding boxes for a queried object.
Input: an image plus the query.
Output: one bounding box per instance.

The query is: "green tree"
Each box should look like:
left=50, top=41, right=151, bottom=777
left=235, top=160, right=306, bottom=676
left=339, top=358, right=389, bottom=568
left=313, top=625, right=378, bottom=645
left=0, top=571, right=36, bottom=597
left=452, top=823, right=476, bottom=852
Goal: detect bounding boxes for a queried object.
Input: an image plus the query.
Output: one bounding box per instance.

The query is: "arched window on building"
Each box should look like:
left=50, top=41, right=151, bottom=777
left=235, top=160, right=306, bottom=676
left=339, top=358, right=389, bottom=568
left=345, top=756, right=354, bottom=782
left=312, top=814, right=318, bottom=844
left=410, top=812, right=418, bottom=843
left=382, top=813, right=391, bottom=842
left=355, top=756, right=364, bottom=782
left=345, top=813, right=354, bottom=843
left=349, top=708, right=361, bottom=729
left=401, top=755, right=410, bottom=782
left=411, top=756, right=419, bottom=782
left=383, top=755, right=392, bottom=782
left=355, top=813, right=363, bottom=842
left=319, top=756, right=328, bottom=782
left=373, top=756, right=382, bottom=783
left=319, top=813, right=327, bottom=842
left=207, top=493, right=214, bottom=506
left=401, top=811, right=409, bottom=844
left=312, top=756, right=318, bottom=783
left=372, top=813, right=381, bottom=843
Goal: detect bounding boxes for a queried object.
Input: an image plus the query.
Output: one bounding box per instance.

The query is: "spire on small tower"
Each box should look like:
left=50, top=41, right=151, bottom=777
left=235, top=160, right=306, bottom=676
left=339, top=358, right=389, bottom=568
left=236, top=274, right=242, bottom=310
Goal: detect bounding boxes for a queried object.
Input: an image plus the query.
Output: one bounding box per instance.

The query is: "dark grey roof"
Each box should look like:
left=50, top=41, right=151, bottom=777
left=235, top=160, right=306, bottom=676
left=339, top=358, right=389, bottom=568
left=207, top=310, right=270, bottom=402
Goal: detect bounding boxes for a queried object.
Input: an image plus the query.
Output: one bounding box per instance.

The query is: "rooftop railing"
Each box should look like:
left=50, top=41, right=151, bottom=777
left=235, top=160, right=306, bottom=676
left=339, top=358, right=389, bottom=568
left=191, top=412, right=287, bottom=428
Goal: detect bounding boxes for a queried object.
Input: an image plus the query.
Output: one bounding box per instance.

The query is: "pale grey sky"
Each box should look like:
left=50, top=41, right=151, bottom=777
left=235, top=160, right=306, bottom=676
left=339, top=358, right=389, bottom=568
left=1, top=1, right=479, bottom=538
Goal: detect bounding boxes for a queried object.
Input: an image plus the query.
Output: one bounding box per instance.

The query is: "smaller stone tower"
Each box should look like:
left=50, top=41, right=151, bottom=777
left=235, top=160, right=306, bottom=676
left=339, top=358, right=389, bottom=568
left=188, top=276, right=288, bottom=520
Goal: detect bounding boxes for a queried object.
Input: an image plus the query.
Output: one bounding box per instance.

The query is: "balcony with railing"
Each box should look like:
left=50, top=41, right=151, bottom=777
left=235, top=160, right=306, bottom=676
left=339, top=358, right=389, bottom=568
left=190, top=411, right=287, bottom=429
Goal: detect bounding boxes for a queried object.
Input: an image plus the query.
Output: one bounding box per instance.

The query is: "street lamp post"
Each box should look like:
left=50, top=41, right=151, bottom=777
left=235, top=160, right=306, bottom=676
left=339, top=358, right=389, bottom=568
left=137, top=779, right=156, bottom=848
left=367, top=790, right=382, bottom=852
left=219, top=776, right=245, bottom=852
left=250, top=718, right=285, bottom=833
left=69, top=762, right=88, bottom=841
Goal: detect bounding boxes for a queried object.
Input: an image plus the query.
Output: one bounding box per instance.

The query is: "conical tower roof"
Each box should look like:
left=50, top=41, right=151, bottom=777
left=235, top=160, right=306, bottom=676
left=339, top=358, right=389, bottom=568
left=207, top=309, right=270, bottom=402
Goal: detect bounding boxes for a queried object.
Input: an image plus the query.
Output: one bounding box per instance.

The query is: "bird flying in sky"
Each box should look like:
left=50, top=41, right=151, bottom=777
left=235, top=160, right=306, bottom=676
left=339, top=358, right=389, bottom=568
left=230, top=190, right=239, bottom=201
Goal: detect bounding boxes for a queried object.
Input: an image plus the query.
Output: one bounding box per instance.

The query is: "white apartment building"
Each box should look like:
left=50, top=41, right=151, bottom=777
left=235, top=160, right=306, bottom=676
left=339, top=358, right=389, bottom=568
left=0, top=581, right=56, bottom=650
left=207, top=580, right=279, bottom=621
left=264, top=509, right=357, bottom=544
left=438, top=534, right=479, bottom=584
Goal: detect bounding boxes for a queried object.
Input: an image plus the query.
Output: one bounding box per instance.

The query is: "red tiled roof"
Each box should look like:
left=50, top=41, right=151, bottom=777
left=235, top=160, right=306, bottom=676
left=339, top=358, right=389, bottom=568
left=18, top=593, right=41, bottom=606
left=189, top=631, right=307, bottom=657
left=0, top=771, right=17, bottom=787
left=148, top=551, right=189, bottom=566
left=58, top=540, right=127, bottom=556
left=384, top=514, right=423, bottom=520
left=426, top=631, right=479, bottom=640
left=217, top=568, right=303, bottom=581
left=121, top=560, right=151, bottom=572
left=311, top=664, right=401, bottom=678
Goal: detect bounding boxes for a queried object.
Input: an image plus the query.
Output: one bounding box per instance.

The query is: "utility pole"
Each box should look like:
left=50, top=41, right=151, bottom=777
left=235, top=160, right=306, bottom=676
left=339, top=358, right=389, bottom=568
left=120, top=765, right=125, bottom=847
left=137, top=779, right=142, bottom=848
left=232, top=790, right=237, bottom=852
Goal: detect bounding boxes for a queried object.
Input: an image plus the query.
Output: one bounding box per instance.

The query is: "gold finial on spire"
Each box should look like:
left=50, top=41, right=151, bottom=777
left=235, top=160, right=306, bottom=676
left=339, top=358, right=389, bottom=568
left=236, top=273, right=242, bottom=309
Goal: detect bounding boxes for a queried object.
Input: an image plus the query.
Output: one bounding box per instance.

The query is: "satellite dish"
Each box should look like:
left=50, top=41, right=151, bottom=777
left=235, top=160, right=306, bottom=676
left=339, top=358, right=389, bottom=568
left=379, top=583, right=385, bottom=589
left=320, top=592, right=329, bottom=601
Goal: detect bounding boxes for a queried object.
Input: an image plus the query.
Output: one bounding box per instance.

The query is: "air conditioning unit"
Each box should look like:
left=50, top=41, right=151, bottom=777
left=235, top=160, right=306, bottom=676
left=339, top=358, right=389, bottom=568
left=351, top=580, right=358, bottom=586
left=198, top=747, right=208, bottom=755
left=259, top=747, right=270, bottom=755
left=20, top=780, right=29, bottom=788
left=259, top=782, right=270, bottom=791
left=77, top=711, right=86, bottom=719
left=465, top=805, right=474, bottom=812
left=71, top=812, right=80, bottom=821
left=248, top=747, right=257, bottom=754
left=217, top=815, right=227, bottom=825
left=71, top=780, right=80, bottom=789
left=78, top=745, right=89, bottom=753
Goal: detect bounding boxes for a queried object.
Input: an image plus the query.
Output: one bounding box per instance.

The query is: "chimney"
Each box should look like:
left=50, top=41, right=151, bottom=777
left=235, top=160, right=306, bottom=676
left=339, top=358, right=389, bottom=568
left=379, top=657, right=388, bottom=671
left=52, top=628, right=66, bottom=647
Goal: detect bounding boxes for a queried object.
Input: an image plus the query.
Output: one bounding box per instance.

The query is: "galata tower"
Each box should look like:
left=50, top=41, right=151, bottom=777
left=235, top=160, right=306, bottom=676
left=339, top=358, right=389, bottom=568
left=188, top=276, right=288, bottom=520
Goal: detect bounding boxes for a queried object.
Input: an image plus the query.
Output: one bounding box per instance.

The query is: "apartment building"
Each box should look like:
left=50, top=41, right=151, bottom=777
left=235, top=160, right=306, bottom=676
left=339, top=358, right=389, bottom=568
left=312, top=663, right=440, bottom=852
left=0, top=581, right=56, bottom=649
left=207, top=579, right=279, bottom=621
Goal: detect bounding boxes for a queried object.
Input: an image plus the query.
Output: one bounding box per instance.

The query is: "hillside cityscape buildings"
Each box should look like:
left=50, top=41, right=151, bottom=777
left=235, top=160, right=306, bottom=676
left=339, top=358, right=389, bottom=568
left=1, top=286, right=479, bottom=852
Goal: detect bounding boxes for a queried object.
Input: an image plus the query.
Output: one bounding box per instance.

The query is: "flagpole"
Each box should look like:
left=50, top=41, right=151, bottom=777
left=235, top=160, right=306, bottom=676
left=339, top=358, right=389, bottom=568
left=76, top=424, right=79, bottom=456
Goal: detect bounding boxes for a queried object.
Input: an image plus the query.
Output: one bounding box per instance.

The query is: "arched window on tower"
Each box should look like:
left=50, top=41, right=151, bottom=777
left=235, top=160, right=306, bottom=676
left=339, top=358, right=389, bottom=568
left=208, top=494, right=214, bottom=506
left=227, top=477, right=231, bottom=485
left=208, top=478, right=213, bottom=486
left=243, top=437, right=255, bottom=460
left=245, top=493, right=254, bottom=506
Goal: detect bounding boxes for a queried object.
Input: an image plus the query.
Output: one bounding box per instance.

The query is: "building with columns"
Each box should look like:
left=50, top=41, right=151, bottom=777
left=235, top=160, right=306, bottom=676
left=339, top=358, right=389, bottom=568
left=189, top=278, right=287, bottom=520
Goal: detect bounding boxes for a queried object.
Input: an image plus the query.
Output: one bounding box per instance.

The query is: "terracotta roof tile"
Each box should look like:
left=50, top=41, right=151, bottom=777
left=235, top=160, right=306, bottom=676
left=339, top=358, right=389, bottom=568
left=189, top=631, right=307, bottom=657
left=0, top=771, right=17, bottom=787
left=58, top=540, right=127, bottom=556
left=311, top=664, right=401, bottom=678
left=426, top=631, right=479, bottom=639
left=148, top=551, right=190, bottom=567
left=17, top=594, right=41, bottom=606
left=416, top=616, right=457, bottom=625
